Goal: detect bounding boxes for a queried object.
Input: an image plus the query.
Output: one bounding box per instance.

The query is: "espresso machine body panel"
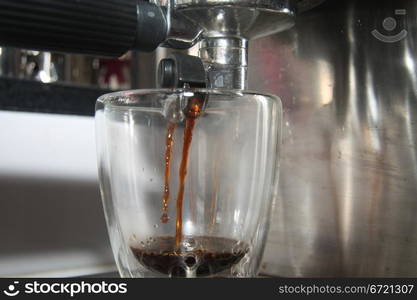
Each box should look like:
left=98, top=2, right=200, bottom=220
left=250, top=0, right=417, bottom=277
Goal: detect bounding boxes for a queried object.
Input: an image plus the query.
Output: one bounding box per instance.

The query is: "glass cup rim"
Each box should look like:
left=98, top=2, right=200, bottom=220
left=97, top=88, right=279, bottom=106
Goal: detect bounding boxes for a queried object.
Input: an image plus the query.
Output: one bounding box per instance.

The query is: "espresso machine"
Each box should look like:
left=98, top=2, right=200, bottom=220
left=0, top=0, right=316, bottom=89
left=0, top=0, right=416, bottom=277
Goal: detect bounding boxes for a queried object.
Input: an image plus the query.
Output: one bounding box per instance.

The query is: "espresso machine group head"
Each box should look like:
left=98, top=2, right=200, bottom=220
left=0, top=0, right=323, bottom=90
left=158, top=0, right=297, bottom=89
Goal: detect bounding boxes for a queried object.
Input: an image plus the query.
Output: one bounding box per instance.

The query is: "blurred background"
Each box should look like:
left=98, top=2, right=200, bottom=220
left=0, top=46, right=181, bottom=276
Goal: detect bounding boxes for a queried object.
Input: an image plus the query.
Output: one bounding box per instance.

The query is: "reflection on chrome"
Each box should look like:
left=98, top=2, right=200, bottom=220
left=250, top=0, right=417, bottom=277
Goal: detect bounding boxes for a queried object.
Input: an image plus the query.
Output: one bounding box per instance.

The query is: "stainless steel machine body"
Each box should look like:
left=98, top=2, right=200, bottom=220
left=249, top=0, right=417, bottom=277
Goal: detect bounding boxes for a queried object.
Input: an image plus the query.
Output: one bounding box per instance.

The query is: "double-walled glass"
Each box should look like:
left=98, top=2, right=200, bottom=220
left=95, top=89, right=281, bottom=277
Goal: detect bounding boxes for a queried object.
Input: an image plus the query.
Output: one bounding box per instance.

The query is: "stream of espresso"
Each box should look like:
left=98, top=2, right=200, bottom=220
left=160, top=122, right=176, bottom=224
left=161, top=94, right=204, bottom=249
left=175, top=96, right=203, bottom=249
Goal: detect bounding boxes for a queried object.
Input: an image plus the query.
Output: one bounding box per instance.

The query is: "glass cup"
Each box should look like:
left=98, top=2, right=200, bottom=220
left=95, top=89, right=281, bottom=277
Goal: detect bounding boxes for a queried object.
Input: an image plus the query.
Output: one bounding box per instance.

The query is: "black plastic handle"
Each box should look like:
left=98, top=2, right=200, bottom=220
left=0, top=0, right=167, bottom=57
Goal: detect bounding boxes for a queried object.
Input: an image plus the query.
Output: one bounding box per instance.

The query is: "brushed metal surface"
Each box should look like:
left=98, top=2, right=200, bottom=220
left=250, top=0, right=417, bottom=277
